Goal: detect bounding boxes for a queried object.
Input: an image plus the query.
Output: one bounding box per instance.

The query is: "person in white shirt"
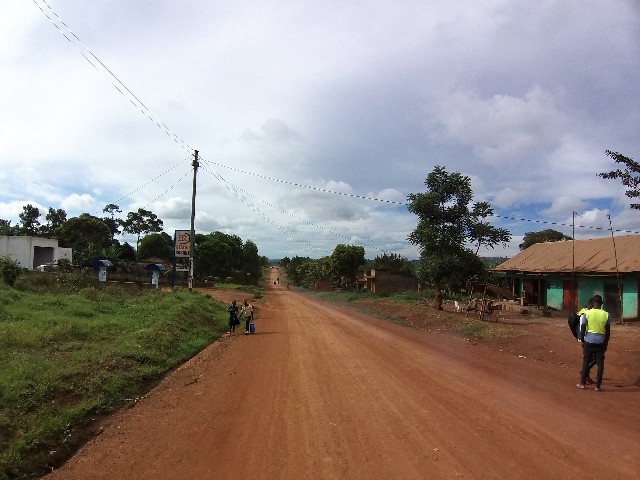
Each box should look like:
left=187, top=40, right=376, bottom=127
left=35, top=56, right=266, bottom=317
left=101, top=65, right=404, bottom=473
left=242, top=299, right=254, bottom=334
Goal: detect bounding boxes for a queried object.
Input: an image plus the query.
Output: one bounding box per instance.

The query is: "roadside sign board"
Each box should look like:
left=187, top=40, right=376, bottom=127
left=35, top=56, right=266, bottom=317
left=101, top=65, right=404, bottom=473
left=175, top=230, right=191, bottom=257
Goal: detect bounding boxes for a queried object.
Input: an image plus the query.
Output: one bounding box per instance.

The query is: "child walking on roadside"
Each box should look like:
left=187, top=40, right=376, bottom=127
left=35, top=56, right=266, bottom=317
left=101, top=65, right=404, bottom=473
left=242, top=299, right=254, bottom=334
left=228, top=300, right=239, bottom=336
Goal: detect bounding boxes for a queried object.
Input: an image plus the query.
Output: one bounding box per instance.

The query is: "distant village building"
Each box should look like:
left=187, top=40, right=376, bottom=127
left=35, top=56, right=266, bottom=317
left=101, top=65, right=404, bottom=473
left=314, top=280, right=333, bottom=292
left=491, top=235, right=640, bottom=320
left=0, top=235, right=72, bottom=270
left=357, top=268, right=418, bottom=294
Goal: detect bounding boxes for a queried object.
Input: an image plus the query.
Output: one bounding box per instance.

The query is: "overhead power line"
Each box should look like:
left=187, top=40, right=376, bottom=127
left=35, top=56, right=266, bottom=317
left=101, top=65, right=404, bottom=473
left=32, top=0, right=193, bottom=155
left=207, top=160, right=640, bottom=235
left=198, top=161, right=332, bottom=255
left=99, top=158, right=188, bottom=215
left=206, top=160, right=406, bottom=205
left=32, top=0, right=640, bottom=248
left=199, top=159, right=385, bottom=254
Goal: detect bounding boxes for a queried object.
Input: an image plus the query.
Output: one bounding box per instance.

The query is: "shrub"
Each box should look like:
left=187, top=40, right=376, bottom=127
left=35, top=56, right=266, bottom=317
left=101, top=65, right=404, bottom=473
left=0, top=256, right=22, bottom=286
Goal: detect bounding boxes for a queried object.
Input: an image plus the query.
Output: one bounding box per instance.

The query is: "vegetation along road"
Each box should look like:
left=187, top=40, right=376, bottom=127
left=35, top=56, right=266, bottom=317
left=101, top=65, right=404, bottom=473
left=46, top=270, right=640, bottom=479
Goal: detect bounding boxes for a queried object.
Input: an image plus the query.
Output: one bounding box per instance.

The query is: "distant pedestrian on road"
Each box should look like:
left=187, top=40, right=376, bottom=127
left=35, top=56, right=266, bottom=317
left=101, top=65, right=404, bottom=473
left=242, top=299, right=254, bottom=334
left=228, top=300, right=240, bottom=336
left=577, top=295, right=610, bottom=391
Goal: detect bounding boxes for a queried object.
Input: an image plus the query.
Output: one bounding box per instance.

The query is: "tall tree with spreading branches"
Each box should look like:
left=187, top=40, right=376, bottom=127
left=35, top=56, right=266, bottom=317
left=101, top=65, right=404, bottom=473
left=519, top=229, right=571, bottom=251
left=102, top=203, right=122, bottom=240
left=40, top=208, right=67, bottom=238
left=407, top=165, right=510, bottom=310
left=598, top=150, right=640, bottom=209
left=18, top=204, right=41, bottom=236
left=121, top=208, right=163, bottom=250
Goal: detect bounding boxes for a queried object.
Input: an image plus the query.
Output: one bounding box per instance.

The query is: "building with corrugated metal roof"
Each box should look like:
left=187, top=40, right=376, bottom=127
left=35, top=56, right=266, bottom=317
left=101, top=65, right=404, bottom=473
left=491, top=235, right=640, bottom=320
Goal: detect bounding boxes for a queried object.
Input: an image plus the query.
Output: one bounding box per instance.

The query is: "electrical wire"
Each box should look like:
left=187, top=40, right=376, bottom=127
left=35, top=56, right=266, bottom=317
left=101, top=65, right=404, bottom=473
left=99, top=158, right=188, bottom=215
left=204, top=159, right=640, bottom=235
left=198, top=162, right=331, bottom=255
left=32, top=0, right=640, bottom=245
left=142, top=169, right=192, bottom=211
left=206, top=159, right=406, bottom=205
left=199, top=158, right=385, bottom=253
left=32, top=0, right=193, bottom=155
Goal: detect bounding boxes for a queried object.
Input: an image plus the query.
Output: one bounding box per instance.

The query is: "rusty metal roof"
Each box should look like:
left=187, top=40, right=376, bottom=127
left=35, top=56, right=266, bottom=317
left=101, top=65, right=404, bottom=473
left=492, top=234, right=640, bottom=274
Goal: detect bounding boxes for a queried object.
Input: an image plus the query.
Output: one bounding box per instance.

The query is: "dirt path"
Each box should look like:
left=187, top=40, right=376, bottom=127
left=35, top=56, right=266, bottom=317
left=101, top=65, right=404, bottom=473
left=46, top=271, right=640, bottom=479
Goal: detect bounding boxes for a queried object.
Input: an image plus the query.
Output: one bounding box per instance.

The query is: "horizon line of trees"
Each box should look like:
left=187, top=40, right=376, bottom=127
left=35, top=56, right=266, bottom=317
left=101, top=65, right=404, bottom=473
left=3, top=150, right=634, bottom=292
left=0, top=204, right=268, bottom=284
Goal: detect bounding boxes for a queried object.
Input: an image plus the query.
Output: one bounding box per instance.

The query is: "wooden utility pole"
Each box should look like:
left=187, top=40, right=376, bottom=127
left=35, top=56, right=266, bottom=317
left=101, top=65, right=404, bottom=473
left=607, top=214, right=623, bottom=324
left=189, top=150, right=199, bottom=291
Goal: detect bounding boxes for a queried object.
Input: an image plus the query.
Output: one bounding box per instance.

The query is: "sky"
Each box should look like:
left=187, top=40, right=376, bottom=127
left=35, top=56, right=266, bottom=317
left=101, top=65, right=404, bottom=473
left=1, top=0, right=639, bottom=260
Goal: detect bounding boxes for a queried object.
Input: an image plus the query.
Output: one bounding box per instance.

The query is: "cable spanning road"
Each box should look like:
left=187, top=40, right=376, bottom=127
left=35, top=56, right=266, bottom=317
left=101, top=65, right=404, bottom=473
left=46, top=271, right=640, bottom=479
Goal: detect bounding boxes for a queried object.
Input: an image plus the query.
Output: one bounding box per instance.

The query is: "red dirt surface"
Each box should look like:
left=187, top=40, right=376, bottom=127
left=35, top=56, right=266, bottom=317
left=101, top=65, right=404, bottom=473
left=45, top=270, right=640, bottom=479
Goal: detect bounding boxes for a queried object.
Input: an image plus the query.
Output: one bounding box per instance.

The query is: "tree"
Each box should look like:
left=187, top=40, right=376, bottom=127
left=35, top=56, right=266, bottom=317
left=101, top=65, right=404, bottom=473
left=469, top=201, right=511, bottom=254
left=297, top=258, right=331, bottom=289
left=193, top=232, right=253, bottom=282
left=279, top=257, right=291, bottom=271
left=519, top=229, right=571, bottom=250
left=373, top=253, right=414, bottom=276
left=195, top=236, right=232, bottom=280
left=0, top=219, right=16, bottom=236
left=241, top=240, right=261, bottom=285
left=102, top=203, right=122, bottom=240
left=121, top=208, right=163, bottom=249
left=407, top=165, right=511, bottom=310
left=283, top=256, right=311, bottom=285
left=598, top=150, right=640, bottom=209
left=329, top=244, right=366, bottom=289
left=137, top=232, right=173, bottom=261
left=55, top=214, right=112, bottom=266
left=0, top=256, right=22, bottom=286
left=18, top=204, right=41, bottom=236
left=40, top=208, right=67, bottom=238
left=117, top=242, right=137, bottom=262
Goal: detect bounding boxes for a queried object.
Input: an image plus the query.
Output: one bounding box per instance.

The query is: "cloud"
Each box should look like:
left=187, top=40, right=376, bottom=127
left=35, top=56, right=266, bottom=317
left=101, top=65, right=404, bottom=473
left=0, top=200, right=44, bottom=220
left=431, top=86, right=568, bottom=167
left=542, top=197, right=586, bottom=217
left=60, top=194, right=95, bottom=212
left=1, top=1, right=639, bottom=260
left=241, top=119, right=301, bottom=144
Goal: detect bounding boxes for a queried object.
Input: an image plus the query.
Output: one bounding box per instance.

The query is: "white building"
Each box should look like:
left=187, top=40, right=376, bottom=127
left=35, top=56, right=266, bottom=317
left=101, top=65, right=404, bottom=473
left=0, top=236, right=72, bottom=270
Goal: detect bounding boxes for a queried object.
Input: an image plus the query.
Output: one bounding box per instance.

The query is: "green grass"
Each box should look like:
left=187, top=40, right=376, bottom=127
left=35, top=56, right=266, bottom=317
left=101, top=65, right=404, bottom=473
left=312, top=289, right=465, bottom=304
left=0, top=282, right=228, bottom=480
left=458, top=321, right=492, bottom=338
left=210, top=281, right=262, bottom=297
left=458, top=320, right=516, bottom=340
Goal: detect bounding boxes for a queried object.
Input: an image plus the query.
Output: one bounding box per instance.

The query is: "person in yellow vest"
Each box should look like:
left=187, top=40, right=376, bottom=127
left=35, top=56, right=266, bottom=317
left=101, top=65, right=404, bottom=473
left=577, top=295, right=610, bottom=391
left=573, top=298, right=596, bottom=384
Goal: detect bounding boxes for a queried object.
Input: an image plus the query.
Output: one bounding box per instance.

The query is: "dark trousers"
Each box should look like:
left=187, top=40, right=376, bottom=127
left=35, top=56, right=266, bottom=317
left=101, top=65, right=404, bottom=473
left=245, top=317, right=252, bottom=332
left=581, top=342, right=605, bottom=387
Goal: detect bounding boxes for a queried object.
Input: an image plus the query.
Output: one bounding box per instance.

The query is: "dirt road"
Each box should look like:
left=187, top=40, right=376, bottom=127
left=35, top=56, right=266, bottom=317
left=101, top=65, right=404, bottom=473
left=46, top=271, right=640, bottom=479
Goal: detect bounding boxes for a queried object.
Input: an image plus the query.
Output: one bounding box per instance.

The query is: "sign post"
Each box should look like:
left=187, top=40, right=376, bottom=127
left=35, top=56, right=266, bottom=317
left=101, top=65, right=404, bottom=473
left=175, top=230, right=191, bottom=259
left=174, top=230, right=191, bottom=287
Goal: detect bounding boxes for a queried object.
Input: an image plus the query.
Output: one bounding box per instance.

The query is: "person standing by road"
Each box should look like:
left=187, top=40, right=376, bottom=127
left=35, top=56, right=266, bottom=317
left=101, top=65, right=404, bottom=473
left=573, top=298, right=596, bottom=384
left=242, top=299, right=254, bottom=334
left=228, top=300, right=240, bottom=336
left=577, top=295, right=610, bottom=391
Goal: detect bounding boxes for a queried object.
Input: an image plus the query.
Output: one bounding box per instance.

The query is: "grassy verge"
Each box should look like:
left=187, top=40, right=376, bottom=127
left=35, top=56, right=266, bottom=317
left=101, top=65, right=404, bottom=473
left=211, top=281, right=263, bottom=298
left=312, top=289, right=464, bottom=304
left=0, top=282, right=227, bottom=480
